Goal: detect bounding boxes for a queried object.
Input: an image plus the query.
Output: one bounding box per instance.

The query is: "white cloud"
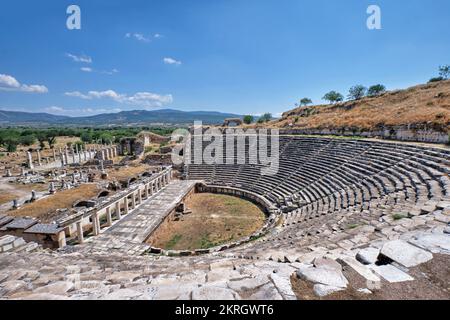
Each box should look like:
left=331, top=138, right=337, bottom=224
left=66, top=53, right=92, bottom=63
left=21, top=84, right=48, bottom=93
left=101, top=68, right=119, bottom=75
left=163, top=57, right=182, bottom=65
left=154, top=33, right=163, bottom=38
left=64, top=89, right=173, bottom=108
left=0, top=74, right=48, bottom=93
left=46, top=106, right=65, bottom=112
left=81, top=67, right=93, bottom=73
left=64, top=91, right=91, bottom=99
left=125, top=33, right=151, bottom=42
left=0, top=74, right=20, bottom=88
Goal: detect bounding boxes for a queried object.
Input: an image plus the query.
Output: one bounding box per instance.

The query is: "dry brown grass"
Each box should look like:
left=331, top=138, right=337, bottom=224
left=268, top=80, right=450, bottom=131
left=0, top=183, right=48, bottom=205
left=148, top=193, right=266, bottom=250
left=11, top=184, right=99, bottom=221
left=107, top=164, right=152, bottom=181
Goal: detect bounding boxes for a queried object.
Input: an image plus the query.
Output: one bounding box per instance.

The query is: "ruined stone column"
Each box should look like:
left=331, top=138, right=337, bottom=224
left=92, top=213, right=100, bottom=236
left=27, top=151, right=34, bottom=169
left=76, top=221, right=84, bottom=244
left=115, top=201, right=122, bottom=220
left=138, top=189, right=142, bottom=204
left=131, top=192, right=136, bottom=209
left=60, top=152, right=65, bottom=167
left=65, top=148, right=70, bottom=165
left=124, top=197, right=129, bottom=214
left=30, top=190, right=37, bottom=202
left=37, top=149, right=42, bottom=166
left=72, top=148, right=76, bottom=164
left=145, top=184, right=149, bottom=199
left=49, top=182, right=56, bottom=194
left=5, top=169, right=12, bottom=177
left=53, top=149, right=57, bottom=162
left=106, top=207, right=113, bottom=227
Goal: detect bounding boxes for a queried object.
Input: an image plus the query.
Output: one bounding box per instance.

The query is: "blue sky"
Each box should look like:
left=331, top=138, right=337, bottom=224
left=0, top=0, right=449, bottom=117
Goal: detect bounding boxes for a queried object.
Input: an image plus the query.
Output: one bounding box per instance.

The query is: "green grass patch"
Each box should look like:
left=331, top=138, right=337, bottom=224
left=165, top=234, right=183, bottom=249
left=392, top=213, right=408, bottom=221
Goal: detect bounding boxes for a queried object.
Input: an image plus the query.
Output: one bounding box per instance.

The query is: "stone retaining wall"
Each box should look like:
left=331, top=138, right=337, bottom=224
left=279, top=126, right=449, bottom=144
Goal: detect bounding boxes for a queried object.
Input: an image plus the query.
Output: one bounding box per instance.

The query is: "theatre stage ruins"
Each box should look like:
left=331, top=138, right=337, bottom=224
left=0, top=134, right=449, bottom=300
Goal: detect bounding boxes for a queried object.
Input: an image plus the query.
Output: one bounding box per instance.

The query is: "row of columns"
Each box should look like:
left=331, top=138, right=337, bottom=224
left=96, top=146, right=118, bottom=161
left=75, top=168, right=172, bottom=244
left=26, top=146, right=99, bottom=169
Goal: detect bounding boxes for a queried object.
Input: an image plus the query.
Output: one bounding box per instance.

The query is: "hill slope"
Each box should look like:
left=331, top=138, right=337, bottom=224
left=270, top=80, right=450, bottom=131
left=0, top=110, right=69, bottom=125
left=0, top=109, right=242, bottom=126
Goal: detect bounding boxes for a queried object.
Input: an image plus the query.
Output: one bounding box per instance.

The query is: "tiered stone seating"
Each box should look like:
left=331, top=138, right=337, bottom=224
left=185, top=136, right=450, bottom=259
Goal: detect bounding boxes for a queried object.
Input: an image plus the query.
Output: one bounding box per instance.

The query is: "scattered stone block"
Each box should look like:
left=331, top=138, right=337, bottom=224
left=380, top=240, right=433, bottom=268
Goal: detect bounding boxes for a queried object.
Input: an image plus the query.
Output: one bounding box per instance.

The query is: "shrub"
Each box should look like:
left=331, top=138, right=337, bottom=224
left=300, top=98, right=313, bottom=106
left=429, top=76, right=444, bottom=83
left=367, top=84, right=386, bottom=97
left=19, top=135, right=36, bottom=146
left=243, top=115, right=254, bottom=124
left=348, top=85, right=367, bottom=100
left=439, top=65, right=450, bottom=79
left=258, top=113, right=272, bottom=123
left=322, top=91, right=344, bottom=104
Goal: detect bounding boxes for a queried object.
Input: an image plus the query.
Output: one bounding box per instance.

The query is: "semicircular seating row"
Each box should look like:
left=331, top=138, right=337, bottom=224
left=184, top=136, right=450, bottom=256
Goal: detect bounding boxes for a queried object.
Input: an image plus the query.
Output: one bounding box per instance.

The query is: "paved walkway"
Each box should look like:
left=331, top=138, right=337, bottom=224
left=77, top=180, right=198, bottom=255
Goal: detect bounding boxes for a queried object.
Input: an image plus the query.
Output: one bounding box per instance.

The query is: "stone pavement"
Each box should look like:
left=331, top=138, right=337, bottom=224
left=76, top=180, right=198, bottom=256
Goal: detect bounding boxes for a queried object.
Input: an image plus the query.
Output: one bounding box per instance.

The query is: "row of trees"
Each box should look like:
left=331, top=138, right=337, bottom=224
left=297, top=84, right=387, bottom=106
left=295, top=66, right=449, bottom=107
left=0, top=127, right=173, bottom=152
left=243, top=113, right=273, bottom=124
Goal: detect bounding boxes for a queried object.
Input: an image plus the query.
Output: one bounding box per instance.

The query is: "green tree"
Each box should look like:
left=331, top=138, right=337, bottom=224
left=348, top=85, right=367, bottom=100
left=35, top=132, right=47, bottom=149
left=19, top=135, right=36, bottom=147
left=258, top=113, right=272, bottom=123
left=439, top=65, right=450, bottom=79
left=367, top=84, right=386, bottom=97
left=322, top=91, right=344, bottom=104
left=243, top=115, right=254, bottom=124
left=4, top=137, right=19, bottom=152
left=99, top=132, right=114, bottom=144
left=300, top=98, right=313, bottom=106
left=46, top=130, right=58, bottom=149
left=81, top=131, right=93, bottom=143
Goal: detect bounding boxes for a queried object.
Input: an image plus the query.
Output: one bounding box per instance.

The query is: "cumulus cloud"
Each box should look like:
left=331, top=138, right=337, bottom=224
left=80, top=67, right=93, bottom=73
left=64, top=89, right=173, bottom=108
left=163, top=57, right=182, bottom=65
left=0, top=74, right=48, bottom=93
left=66, top=53, right=92, bottom=63
left=0, top=74, right=20, bottom=88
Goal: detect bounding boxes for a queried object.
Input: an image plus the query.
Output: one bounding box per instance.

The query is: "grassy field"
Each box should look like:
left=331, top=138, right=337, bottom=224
left=11, top=184, right=100, bottom=222
left=148, top=193, right=266, bottom=251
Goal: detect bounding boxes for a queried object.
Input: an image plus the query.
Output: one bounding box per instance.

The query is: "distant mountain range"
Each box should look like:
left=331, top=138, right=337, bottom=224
left=0, top=109, right=242, bottom=127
